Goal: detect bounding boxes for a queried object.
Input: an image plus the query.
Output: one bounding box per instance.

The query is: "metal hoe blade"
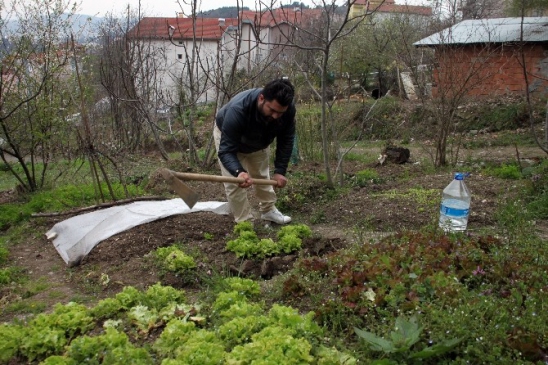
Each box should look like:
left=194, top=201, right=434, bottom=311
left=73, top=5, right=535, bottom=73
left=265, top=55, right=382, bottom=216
left=158, top=168, right=200, bottom=209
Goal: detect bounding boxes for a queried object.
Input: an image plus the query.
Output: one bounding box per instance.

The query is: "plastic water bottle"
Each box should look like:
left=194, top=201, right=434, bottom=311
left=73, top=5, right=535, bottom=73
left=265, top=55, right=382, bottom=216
left=439, top=172, right=471, bottom=232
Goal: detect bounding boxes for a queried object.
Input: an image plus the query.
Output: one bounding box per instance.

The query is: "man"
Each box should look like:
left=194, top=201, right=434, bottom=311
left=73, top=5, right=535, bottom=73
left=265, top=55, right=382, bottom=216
left=213, top=78, right=296, bottom=224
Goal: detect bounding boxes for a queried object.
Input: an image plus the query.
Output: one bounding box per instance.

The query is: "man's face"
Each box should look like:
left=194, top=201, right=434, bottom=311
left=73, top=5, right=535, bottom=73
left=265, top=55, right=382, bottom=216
left=258, top=94, right=288, bottom=122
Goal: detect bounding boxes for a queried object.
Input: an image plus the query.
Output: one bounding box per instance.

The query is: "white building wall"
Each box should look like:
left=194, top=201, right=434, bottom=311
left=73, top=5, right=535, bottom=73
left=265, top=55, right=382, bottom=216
left=220, top=23, right=259, bottom=73
left=130, top=22, right=260, bottom=105
left=164, top=39, right=220, bottom=104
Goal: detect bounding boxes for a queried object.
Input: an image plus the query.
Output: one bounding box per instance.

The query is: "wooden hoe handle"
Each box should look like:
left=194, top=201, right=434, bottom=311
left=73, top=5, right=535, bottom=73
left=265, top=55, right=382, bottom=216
left=169, top=171, right=278, bottom=186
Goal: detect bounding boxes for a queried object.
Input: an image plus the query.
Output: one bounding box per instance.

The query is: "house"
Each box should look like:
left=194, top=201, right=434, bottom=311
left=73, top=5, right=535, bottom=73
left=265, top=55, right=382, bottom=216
left=349, top=0, right=432, bottom=20
left=126, top=8, right=323, bottom=105
left=414, top=17, right=548, bottom=98
left=126, top=16, right=256, bottom=104
left=239, top=7, right=325, bottom=65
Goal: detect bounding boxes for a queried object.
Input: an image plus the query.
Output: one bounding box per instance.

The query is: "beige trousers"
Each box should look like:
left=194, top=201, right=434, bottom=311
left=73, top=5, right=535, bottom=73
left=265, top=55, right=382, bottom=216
left=213, top=125, right=277, bottom=222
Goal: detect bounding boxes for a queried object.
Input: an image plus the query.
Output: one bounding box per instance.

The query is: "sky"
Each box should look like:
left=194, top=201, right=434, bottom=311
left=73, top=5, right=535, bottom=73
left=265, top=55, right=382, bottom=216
left=75, top=0, right=429, bottom=18
left=75, top=0, right=284, bottom=17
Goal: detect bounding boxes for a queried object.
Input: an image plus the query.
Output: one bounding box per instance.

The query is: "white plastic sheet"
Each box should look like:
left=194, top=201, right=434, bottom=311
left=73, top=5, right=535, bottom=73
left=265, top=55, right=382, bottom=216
left=46, top=199, right=230, bottom=266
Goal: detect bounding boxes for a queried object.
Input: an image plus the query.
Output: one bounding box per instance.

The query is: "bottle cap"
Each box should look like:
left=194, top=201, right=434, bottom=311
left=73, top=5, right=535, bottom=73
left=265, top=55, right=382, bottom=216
left=454, top=172, right=469, bottom=180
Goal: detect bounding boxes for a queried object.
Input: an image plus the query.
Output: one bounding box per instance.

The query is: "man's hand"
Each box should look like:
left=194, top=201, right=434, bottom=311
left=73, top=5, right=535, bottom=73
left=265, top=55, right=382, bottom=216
left=237, top=171, right=252, bottom=188
left=272, top=173, right=288, bottom=188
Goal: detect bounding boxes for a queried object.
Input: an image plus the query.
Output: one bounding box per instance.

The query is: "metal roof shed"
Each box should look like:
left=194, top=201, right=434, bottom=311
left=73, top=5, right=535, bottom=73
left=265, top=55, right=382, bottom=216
left=414, top=17, right=548, bottom=46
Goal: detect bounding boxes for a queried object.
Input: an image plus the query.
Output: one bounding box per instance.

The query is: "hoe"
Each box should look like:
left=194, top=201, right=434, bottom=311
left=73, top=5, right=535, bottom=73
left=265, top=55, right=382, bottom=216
left=158, top=168, right=278, bottom=209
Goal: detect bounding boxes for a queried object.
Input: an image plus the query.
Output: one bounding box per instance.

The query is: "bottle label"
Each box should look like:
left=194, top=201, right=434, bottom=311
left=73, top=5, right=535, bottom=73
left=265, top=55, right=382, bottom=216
left=440, top=204, right=469, bottom=218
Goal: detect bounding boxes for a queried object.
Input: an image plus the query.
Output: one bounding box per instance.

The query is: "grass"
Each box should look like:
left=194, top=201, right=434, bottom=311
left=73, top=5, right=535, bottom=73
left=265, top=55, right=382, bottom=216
left=372, top=187, right=439, bottom=208
left=1, top=275, right=51, bottom=316
left=463, top=130, right=538, bottom=149
left=0, top=164, right=19, bottom=191
left=3, top=300, right=48, bottom=317
left=0, top=181, right=146, bottom=231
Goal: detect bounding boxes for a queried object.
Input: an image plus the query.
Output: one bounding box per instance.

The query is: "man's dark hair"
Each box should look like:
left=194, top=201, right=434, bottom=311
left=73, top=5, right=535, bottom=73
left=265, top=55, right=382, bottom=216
left=262, top=78, right=295, bottom=106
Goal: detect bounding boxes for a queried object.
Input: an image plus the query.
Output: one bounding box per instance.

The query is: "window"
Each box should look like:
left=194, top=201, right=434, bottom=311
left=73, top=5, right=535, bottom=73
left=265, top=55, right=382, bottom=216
left=178, top=54, right=183, bottom=60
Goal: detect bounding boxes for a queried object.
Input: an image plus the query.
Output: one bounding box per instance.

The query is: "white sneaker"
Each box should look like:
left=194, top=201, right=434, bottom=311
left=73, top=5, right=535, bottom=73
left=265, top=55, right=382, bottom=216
left=261, top=208, right=292, bottom=224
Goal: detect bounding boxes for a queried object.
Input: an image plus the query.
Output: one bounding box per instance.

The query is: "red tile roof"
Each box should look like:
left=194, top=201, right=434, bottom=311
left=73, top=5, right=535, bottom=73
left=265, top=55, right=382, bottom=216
left=128, top=8, right=326, bottom=40
left=127, top=17, right=239, bottom=41
left=352, top=0, right=432, bottom=16
left=239, top=8, right=321, bottom=27
left=376, top=3, right=432, bottom=16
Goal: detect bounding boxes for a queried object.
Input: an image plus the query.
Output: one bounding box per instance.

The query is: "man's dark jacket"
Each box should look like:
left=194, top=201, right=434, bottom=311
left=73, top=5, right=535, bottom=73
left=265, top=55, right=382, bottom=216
left=215, top=88, right=296, bottom=177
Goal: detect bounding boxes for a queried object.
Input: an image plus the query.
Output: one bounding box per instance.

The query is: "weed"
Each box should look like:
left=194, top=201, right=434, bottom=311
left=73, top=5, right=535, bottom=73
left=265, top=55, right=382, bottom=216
left=462, top=101, right=528, bottom=132
left=3, top=300, right=47, bottom=316
left=351, top=217, right=390, bottom=243
left=22, top=277, right=50, bottom=298
left=310, top=210, right=326, bottom=224
left=486, top=163, right=522, bottom=180
left=527, top=193, right=548, bottom=219
left=495, top=198, right=536, bottom=243
left=276, top=190, right=305, bottom=212
left=295, top=111, right=324, bottom=162
left=355, top=315, right=461, bottom=363
left=344, top=152, right=372, bottom=163
left=354, top=169, right=381, bottom=187
left=372, top=188, right=439, bottom=210
left=0, top=267, right=17, bottom=285
left=47, top=290, right=69, bottom=300
left=0, top=245, right=8, bottom=265
left=524, top=159, right=548, bottom=218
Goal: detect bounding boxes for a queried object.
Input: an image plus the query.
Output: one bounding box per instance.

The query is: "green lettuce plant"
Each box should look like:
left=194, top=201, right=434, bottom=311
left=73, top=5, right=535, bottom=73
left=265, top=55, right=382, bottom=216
left=222, top=277, right=261, bottom=297
left=1, top=281, right=357, bottom=364
left=226, top=326, right=314, bottom=364
left=354, top=316, right=461, bottom=364
left=64, top=327, right=153, bottom=364
left=0, top=324, right=25, bottom=362
left=153, top=319, right=196, bottom=358
left=170, top=329, right=226, bottom=364
left=154, top=246, right=196, bottom=274
left=226, top=222, right=312, bottom=258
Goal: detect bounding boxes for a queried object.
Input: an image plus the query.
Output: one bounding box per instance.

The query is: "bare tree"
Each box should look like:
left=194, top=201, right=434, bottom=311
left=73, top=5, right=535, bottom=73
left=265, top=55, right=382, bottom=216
left=415, top=21, right=520, bottom=166
left=507, top=0, right=548, bottom=16
left=257, top=0, right=371, bottom=187
left=461, top=0, right=507, bottom=19
left=170, top=0, right=296, bottom=166
left=100, top=9, right=173, bottom=161
left=166, top=10, right=235, bottom=165
left=0, top=0, right=82, bottom=192
left=119, top=0, right=261, bottom=167
left=514, top=2, right=548, bottom=155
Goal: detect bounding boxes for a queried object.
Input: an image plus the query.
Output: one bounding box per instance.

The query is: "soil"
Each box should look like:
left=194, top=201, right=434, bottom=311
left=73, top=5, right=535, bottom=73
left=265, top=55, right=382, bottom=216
left=1, top=139, right=546, bottom=323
